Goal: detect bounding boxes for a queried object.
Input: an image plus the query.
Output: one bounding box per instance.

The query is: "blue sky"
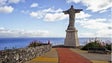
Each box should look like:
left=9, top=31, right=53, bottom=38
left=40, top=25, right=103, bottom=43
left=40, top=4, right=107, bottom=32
left=0, top=0, right=112, bottom=38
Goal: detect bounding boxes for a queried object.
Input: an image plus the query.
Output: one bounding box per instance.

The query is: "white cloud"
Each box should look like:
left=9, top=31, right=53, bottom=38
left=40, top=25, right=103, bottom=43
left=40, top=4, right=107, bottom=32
left=96, top=29, right=112, bottom=37
left=0, top=0, right=25, bottom=13
left=76, top=11, right=91, bottom=18
left=44, top=13, right=68, bottom=22
left=79, top=29, right=112, bottom=37
left=77, top=18, right=112, bottom=37
left=0, top=27, right=50, bottom=37
left=82, top=0, right=112, bottom=12
left=0, top=0, right=7, bottom=6
left=30, top=3, right=38, bottom=8
left=29, top=8, right=65, bottom=21
left=8, top=0, right=20, bottom=4
left=30, top=11, right=44, bottom=19
left=0, top=6, right=14, bottom=13
left=30, top=8, right=90, bottom=21
left=21, top=10, right=29, bottom=14
left=44, top=11, right=91, bottom=21
left=79, top=32, right=96, bottom=37
left=66, top=0, right=81, bottom=3
left=42, top=8, right=62, bottom=13
left=77, top=18, right=111, bottom=30
left=66, top=0, right=112, bottom=12
left=43, top=9, right=90, bottom=21
left=0, top=0, right=24, bottom=6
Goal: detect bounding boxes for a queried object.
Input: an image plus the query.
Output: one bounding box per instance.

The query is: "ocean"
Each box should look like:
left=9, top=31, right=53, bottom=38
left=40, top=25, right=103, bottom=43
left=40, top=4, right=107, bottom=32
left=0, top=37, right=111, bottom=50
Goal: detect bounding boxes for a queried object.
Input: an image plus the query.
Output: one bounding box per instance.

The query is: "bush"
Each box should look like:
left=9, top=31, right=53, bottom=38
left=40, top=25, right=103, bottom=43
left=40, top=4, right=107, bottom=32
left=81, top=39, right=112, bottom=51
left=105, top=44, right=111, bottom=50
left=28, top=41, right=42, bottom=47
left=81, top=41, right=101, bottom=50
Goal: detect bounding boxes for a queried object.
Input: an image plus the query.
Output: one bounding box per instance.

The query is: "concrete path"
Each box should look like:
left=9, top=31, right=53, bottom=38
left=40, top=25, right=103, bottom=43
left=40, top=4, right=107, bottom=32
left=26, top=48, right=110, bottom=63
left=57, top=48, right=92, bottom=63
left=70, top=48, right=110, bottom=63
left=26, top=48, right=58, bottom=63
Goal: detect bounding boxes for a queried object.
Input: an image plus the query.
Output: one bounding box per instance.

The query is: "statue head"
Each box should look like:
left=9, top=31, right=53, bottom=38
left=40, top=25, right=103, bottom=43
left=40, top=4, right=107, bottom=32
left=71, top=5, right=74, bottom=8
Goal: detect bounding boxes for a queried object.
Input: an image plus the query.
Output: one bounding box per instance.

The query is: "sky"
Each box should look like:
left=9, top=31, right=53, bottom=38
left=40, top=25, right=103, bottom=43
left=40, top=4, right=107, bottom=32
left=0, top=0, right=112, bottom=38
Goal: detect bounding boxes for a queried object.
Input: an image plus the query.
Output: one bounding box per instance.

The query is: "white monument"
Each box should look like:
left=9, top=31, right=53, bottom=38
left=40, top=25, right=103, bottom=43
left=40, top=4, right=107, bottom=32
left=63, top=5, right=82, bottom=47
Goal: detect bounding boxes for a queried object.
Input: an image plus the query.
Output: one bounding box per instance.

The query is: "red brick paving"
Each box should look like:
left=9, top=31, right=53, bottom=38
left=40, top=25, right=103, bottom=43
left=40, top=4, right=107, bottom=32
left=57, top=48, right=92, bottom=63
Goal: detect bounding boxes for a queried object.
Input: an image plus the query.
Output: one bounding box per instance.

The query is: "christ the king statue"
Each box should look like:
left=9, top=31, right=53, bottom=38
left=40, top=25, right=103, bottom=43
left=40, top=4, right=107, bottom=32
left=63, top=5, right=82, bottom=47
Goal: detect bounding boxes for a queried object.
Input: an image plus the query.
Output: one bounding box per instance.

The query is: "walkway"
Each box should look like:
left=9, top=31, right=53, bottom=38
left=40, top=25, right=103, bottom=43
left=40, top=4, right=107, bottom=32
left=57, top=48, right=92, bottom=63
left=26, top=48, right=110, bottom=63
left=26, top=48, right=58, bottom=63
left=70, top=48, right=110, bottom=63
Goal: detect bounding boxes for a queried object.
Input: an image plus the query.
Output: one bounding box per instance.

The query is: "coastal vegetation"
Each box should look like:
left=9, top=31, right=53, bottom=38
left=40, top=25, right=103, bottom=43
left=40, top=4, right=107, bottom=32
left=28, top=40, right=49, bottom=47
left=105, top=44, right=111, bottom=50
left=81, top=38, right=111, bottom=51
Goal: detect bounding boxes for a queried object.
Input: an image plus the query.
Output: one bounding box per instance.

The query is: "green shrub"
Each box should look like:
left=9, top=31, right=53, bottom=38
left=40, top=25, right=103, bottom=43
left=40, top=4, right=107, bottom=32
left=105, top=44, right=111, bottom=50
left=81, top=37, right=112, bottom=51
left=81, top=41, right=101, bottom=50
left=28, top=41, right=42, bottom=47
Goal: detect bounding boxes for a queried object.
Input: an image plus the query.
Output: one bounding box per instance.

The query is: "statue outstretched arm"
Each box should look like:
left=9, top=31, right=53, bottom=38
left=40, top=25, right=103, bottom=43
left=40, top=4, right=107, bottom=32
left=75, top=9, right=83, bottom=13
left=63, top=10, right=69, bottom=14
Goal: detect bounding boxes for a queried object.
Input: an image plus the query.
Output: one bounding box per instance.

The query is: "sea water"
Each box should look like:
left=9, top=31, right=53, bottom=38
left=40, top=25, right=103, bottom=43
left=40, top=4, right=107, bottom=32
left=0, top=37, right=111, bottom=50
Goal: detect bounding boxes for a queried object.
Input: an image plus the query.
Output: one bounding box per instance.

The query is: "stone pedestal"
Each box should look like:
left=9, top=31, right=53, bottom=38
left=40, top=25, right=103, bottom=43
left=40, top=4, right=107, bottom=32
left=64, top=28, right=79, bottom=47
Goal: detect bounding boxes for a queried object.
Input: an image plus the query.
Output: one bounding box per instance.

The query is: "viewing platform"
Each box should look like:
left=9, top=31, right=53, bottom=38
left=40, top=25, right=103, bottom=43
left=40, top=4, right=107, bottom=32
left=26, top=47, right=110, bottom=63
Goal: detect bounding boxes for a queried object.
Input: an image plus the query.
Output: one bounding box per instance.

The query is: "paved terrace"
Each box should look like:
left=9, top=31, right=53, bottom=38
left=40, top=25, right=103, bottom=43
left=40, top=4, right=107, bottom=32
left=26, top=48, right=111, bottom=63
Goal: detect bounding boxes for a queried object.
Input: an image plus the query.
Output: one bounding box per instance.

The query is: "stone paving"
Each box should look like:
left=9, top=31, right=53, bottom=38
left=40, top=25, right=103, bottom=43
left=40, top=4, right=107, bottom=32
left=25, top=48, right=58, bottom=63
left=70, top=48, right=111, bottom=63
left=26, top=48, right=111, bottom=63
left=57, top=48, right=92, bottom=63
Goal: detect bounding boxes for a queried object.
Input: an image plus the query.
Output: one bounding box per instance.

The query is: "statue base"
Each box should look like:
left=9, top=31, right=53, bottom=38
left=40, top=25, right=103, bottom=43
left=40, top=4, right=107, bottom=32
left=64, top=29, right=79, bottom=47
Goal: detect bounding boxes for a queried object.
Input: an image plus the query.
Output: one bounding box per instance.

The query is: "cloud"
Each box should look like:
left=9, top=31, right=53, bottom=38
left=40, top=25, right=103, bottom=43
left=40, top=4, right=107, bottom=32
left=42, top=8, right=62, bottom=13
left=29, top=8, right=66, bottom=21
left=44, top=11, right=90, bottom=21
left=66, top=0, right=112, bottom=12
left=8, top=0, right=20, bottom=4
left=79, top=28, right=112, bottom=37
left=76, top=18, right=111, bottom=30
left=30, top=7, right=90, bottom=21
left=30, top=11, right=44, bottom=19
left=30, top=3, right=38, bottom=8
left=76, top=11, right=91, bottom=19
left=0, top=0, right=24, bottom=6
left=77, top=18, right=112, bottom=37
left=96, top=29, right=112, bottom=37
left=0, top=27, right=50, bottom=37
left=79, top=32, right=96, bottom=37
left=21, top=10, right=29, bottom=14
left=0, top=0, right=7, bottom=6
left=66, top=0, right=81, bottom=3
left=0, top=0, right=25, bottom=13
left=0, top=6, right=14, bottom=13
left=44, top=13, right=68, bottom=22
left=82, top=0, right=112, bottom=12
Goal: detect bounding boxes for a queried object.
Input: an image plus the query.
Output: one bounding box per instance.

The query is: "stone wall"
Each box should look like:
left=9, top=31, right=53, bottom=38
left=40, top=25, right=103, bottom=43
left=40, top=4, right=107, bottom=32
left=0, top=45, right=52, bottom=63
